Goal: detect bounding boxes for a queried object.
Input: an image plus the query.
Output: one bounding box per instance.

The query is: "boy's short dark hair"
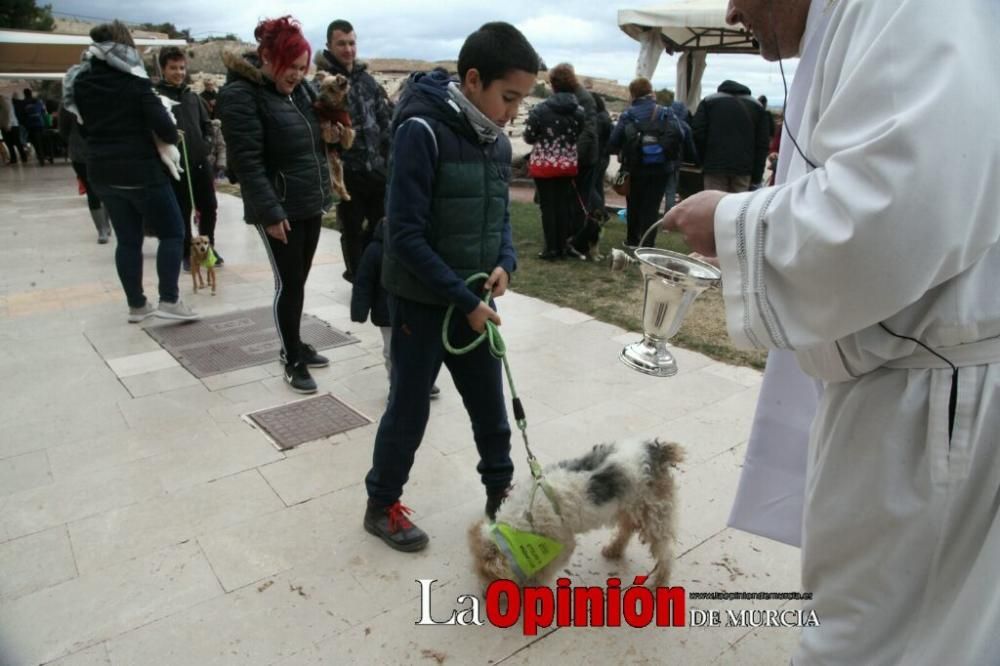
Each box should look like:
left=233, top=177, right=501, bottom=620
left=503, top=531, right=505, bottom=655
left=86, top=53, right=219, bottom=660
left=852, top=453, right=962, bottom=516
left=326, top=19, right=354, bottom=43
left=158, top=46, right=187, bottom=70
left=458, top=22, right=539, bottom=89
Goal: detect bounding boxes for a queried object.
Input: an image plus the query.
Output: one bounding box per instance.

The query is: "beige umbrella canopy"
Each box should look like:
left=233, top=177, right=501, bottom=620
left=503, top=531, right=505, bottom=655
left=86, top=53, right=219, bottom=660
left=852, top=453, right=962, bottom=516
left=617, top=0, right=757, bottom=108
left=0, top=28, right=186, bottom=81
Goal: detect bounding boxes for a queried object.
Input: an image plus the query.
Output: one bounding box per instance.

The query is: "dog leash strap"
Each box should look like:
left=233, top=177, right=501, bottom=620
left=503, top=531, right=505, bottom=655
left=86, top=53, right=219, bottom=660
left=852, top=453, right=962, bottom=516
left=443, top=273, right=534, bottom=457
left=443, top=276, right=563, bottom=517
left=178, top=131, right=196, bottom=224
left=570, top=178, right=590, bottom=220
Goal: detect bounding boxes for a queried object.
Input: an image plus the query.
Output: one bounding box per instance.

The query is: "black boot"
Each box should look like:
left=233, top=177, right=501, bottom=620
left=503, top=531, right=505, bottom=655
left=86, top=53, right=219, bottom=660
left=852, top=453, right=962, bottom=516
left=485, top=485, right=512, bottom=522
left=364, top=500, right=429, bottom=552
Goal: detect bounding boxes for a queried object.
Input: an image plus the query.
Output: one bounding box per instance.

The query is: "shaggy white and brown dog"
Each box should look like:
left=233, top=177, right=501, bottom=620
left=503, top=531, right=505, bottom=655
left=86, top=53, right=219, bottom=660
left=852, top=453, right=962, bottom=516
left=469, top=438, right=683, bottom=588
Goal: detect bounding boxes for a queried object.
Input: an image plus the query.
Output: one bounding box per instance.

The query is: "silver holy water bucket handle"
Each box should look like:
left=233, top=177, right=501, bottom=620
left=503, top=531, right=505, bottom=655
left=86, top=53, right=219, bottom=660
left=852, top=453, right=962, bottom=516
left=620, top=223, right=722, bottom=377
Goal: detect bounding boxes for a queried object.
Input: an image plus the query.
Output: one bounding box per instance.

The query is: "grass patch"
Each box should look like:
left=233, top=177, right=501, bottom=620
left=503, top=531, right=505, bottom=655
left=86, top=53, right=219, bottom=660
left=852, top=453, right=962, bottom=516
left=215, top=182, right=762, bottom=369
left=506, top=200, right=765, bottom=370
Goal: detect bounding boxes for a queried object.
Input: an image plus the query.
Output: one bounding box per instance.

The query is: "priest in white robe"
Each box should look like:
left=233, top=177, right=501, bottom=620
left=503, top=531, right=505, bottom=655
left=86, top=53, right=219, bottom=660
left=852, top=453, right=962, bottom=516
left=664, top=0, right=1000, bottom=663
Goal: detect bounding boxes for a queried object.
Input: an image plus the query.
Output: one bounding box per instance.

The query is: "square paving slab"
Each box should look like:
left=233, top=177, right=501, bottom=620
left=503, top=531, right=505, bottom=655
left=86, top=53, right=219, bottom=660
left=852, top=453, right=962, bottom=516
left=244, top=393, right=372, bottom=451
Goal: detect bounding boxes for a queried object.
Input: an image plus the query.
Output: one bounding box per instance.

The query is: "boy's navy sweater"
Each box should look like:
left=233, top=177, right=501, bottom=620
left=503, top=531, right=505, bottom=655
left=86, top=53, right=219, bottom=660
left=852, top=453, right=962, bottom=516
left=384, top=68, right=517, bottom=315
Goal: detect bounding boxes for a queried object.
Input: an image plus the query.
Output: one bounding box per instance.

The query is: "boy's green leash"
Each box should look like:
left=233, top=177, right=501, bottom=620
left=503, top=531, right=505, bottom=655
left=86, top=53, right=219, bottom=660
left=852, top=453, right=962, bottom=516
left=443, top=274, right=565, bottom=580
left=441, top=274, right=562, bottom=526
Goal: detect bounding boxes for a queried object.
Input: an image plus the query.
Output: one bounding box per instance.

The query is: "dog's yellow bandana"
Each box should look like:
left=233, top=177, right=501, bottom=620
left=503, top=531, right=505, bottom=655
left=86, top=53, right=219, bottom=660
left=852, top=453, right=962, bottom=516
left=201, top=247, right=218, bottom=269
left=490, top=522, right=564, bottom=581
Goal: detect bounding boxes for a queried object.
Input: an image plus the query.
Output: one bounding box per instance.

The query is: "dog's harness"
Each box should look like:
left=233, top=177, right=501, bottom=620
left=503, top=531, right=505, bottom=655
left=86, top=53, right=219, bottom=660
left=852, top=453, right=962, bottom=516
left=200, top=247, right=218, bottom=269
left=443, top=274, right=566, bottom=580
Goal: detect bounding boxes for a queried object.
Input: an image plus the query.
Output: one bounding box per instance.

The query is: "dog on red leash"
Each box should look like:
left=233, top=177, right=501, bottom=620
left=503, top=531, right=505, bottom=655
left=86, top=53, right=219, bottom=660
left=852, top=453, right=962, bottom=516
left=313, top=73, right=354, bottom=202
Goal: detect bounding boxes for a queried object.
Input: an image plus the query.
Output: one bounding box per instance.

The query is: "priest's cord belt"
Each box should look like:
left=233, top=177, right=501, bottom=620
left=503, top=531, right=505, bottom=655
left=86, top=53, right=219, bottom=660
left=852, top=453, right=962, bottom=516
left=879, top=322, right=959, bottom=443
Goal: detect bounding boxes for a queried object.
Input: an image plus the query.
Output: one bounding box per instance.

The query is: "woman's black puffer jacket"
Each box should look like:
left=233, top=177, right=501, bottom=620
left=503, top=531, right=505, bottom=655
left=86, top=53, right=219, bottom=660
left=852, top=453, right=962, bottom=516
left=217, top=50, right=331, bottom=226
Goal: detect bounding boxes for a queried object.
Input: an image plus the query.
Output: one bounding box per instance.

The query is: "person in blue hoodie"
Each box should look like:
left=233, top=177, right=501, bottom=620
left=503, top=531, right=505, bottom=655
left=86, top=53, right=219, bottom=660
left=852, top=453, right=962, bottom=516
left=362, top=22, right=539, bottom=552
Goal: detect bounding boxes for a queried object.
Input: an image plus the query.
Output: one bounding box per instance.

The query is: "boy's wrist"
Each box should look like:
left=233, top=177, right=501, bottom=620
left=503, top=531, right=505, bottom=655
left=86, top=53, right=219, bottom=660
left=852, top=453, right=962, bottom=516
left=458, top=291, right=482, bottom=315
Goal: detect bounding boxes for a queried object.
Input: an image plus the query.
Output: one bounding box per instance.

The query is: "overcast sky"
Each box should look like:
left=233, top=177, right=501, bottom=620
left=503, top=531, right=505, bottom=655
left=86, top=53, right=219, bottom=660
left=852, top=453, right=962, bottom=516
left=48, top=0, right=798, bottom=105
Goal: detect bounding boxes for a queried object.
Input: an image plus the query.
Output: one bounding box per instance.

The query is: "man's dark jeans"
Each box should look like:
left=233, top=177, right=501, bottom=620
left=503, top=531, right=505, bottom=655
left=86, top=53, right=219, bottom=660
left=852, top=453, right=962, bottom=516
left=337, top=169, right=385, bottom=278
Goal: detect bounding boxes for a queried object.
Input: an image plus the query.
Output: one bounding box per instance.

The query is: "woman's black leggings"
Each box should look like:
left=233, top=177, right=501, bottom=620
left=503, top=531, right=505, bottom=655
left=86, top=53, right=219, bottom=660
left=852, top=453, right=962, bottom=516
left=257, top=215, right=322, bottom=365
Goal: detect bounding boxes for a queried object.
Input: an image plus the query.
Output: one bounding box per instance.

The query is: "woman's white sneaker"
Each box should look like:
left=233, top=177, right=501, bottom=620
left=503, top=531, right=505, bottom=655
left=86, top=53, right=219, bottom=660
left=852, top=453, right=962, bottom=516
left=156, top=300, right=202, bottom=321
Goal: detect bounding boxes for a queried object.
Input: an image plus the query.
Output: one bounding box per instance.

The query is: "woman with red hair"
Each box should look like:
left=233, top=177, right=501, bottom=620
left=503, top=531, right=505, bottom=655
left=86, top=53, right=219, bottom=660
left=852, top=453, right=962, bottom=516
left=219, top=16, right=336, bottom=394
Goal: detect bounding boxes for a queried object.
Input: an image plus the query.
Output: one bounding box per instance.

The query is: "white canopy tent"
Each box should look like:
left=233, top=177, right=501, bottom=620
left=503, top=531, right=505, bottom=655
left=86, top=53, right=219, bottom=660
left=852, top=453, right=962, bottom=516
left=0, top=29, right=187, bottom=82
left=617, top=0, right=757, bottom=109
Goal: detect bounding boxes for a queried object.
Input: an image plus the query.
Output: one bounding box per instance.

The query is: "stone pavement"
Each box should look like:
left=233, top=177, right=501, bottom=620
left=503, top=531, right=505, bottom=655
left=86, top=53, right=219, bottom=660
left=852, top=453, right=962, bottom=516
left=0, top=162, right=801, bottom=665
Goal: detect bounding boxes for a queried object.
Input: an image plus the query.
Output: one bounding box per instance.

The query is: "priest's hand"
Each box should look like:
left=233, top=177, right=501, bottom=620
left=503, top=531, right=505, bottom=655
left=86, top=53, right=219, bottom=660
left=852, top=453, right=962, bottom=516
left=661, top=190, right=727, bottom=258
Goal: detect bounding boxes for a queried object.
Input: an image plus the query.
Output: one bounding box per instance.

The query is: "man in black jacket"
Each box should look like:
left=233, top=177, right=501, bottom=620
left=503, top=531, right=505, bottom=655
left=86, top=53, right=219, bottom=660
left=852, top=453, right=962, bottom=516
left=315, top=19, right=393, bottom=283
left=157, top=47, right=221, bottom=269
left=691, top=80, right=770, bottom=193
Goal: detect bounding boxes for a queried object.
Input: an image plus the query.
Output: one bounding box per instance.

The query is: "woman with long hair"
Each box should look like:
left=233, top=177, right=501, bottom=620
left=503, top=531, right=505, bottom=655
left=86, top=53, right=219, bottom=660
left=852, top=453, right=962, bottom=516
left=218, top=16, right=336, bottom=394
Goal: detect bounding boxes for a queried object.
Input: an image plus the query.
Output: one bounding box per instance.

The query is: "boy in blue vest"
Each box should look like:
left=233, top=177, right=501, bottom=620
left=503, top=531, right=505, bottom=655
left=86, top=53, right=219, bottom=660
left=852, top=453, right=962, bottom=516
left=363, top=23, right=539, bottom=552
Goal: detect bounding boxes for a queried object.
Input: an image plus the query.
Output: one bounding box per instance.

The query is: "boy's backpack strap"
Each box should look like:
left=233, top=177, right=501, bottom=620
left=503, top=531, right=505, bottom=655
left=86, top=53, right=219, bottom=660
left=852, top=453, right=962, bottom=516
left=400, top=116, right=439, bottom=163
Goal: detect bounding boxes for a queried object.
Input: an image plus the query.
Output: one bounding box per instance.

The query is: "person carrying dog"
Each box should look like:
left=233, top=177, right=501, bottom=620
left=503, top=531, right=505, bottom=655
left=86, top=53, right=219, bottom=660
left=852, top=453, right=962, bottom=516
left=156, top=47, right=222, bottom=271
left=66, top=20, right=200, bottom=323
left=362, top=22, right=540, bottom=552
left=523, top=63, right=585, bottom=260
left=218, top=16, right=335, bottom=394
left=314, top=19, right=392, bottom=283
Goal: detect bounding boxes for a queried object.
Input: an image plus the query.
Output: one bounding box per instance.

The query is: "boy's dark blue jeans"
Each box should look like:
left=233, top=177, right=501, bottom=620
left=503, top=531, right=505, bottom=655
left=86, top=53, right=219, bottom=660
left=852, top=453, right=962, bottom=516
left=365, top=294, right=514, bottom=507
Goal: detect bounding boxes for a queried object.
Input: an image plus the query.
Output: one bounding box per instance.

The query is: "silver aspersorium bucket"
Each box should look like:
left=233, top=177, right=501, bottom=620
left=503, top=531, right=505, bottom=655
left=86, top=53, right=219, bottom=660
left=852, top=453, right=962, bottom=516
left=620, top=248, right=722, bottom=377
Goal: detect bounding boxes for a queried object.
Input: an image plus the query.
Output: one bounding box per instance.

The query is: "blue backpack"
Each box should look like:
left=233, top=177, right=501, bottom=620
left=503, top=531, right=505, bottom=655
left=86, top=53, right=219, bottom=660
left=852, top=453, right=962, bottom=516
left=622, top=104, right=682, bottom=167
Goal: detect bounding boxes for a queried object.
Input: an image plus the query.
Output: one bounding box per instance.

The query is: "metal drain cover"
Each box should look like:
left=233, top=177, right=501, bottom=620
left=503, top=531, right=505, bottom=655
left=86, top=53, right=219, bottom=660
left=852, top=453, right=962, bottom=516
left=245, top=393, right=372, bottom=450
left=145, top=306, right=358, bottom=378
